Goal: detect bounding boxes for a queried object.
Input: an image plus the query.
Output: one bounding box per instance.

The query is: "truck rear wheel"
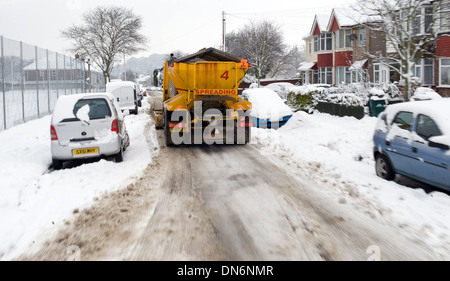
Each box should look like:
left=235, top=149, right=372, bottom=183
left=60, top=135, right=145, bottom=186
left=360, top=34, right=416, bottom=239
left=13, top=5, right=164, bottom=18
left=234, top=115, right=251, bottom=144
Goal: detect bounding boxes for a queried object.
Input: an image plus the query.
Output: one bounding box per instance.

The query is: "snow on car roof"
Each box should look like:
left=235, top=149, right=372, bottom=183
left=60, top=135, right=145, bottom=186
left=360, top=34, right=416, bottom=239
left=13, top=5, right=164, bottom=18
left=243, top=88, right=293, bottom=121
left=105, top=81, right=136, bottom=92
left=52, top=93, right=114, bottom=124
left=384, top=98, right=450, bottom=135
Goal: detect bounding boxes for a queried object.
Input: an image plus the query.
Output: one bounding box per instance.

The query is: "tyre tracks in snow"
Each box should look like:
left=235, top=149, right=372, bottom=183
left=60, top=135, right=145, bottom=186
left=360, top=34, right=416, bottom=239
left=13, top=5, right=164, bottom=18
left=19, top=123, right=440, bottom=260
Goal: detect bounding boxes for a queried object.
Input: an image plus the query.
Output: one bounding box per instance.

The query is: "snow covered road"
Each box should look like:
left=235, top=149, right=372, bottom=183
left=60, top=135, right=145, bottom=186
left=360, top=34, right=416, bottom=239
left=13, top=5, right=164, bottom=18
left=4, top=94, right=450, bottom=260
left=24, top=131, right=444, bottom=260
left=127, top=143, right=439, bottom=260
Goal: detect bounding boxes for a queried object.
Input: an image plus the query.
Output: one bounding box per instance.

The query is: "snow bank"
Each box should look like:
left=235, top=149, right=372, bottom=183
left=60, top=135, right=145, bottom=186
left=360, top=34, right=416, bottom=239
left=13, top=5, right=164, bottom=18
left=411, top=87, right=443, bottom=101
left=243, top=88, right=293, bottom=121
left=0, top=99, right=157, bottom=260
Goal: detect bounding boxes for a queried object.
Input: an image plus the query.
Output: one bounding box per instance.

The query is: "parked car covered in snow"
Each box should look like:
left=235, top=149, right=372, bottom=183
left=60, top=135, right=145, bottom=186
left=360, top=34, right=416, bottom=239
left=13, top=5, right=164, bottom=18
left=241, top=88, right=293, bottom=128
left=50, top=93, right=130, bottom=170
left=373, top=99, right=450, bottom=191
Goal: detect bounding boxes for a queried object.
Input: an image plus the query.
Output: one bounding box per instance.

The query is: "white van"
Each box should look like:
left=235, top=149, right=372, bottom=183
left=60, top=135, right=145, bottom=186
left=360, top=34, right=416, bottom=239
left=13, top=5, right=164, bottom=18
left=106, top=81, right=139, bottom=115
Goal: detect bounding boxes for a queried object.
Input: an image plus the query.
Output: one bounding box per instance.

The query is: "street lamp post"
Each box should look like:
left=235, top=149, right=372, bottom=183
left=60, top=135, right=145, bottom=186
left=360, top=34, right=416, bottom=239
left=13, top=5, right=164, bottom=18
left=87, top=58, right=91, bottom=93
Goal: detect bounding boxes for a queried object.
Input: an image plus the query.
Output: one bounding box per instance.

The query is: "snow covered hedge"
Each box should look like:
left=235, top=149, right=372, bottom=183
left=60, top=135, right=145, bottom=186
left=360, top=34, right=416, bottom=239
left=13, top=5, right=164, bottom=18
left=286, top=86, right=328, bottom=113
left=265, top=82, right=403, bottom=114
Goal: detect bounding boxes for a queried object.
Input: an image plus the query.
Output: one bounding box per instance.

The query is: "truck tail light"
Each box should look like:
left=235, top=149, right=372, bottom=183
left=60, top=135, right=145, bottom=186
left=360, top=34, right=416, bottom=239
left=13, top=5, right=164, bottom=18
left=169, top=122, right=184, bottom=129
left=239, top=117, right=252, bottom=128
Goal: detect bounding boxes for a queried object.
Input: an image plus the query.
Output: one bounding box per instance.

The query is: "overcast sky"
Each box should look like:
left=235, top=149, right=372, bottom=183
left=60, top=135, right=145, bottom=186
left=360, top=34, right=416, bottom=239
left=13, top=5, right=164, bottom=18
left=0, top=0, right=352, bottom=58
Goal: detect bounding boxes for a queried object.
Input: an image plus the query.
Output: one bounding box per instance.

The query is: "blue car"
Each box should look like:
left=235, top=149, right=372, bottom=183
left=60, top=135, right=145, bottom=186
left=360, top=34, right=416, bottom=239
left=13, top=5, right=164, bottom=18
left=252, top=115, right=292, bottom=129
left=242, top=88, right=294, bottom=129
left=373, top=99, right=450, bottom=191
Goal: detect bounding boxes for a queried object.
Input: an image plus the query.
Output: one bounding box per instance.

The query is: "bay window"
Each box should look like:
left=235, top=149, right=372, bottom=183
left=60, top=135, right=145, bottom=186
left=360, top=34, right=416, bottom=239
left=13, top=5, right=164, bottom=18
left=319, top=67, right=333, bottom=84
left=335, top=29, right=352, bottom=49
left=412, top=58, right=434, bottom=85
left=440, top=58, right=450, bottom=87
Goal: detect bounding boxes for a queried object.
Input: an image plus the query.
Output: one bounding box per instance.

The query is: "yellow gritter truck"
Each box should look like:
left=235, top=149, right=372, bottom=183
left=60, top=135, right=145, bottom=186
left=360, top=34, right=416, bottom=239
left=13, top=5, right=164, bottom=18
left=157, top=48, right=252, bottom=146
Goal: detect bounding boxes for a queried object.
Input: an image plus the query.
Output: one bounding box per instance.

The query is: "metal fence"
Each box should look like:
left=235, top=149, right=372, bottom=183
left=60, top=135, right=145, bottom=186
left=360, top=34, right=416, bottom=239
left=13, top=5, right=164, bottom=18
left=0, top=35, right=105, bottom=131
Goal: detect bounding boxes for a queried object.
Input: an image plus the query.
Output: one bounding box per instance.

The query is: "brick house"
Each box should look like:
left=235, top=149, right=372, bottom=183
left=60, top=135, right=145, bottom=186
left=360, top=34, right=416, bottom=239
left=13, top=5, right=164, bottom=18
left=301, top=8, right=386, bottom=86
left=301, top=1, right=450, bottom=97
left=435, top=0, right=450, bottom=96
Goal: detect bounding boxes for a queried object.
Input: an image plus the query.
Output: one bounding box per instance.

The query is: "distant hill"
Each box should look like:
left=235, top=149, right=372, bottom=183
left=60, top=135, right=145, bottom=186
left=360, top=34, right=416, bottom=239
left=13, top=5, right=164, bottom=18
left=111, top=53, right=167, bottom=77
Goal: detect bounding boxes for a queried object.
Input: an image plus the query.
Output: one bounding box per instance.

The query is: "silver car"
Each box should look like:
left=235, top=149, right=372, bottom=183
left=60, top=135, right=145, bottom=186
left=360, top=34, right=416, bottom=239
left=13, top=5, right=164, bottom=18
left=50, top=92, right=130, bottom=170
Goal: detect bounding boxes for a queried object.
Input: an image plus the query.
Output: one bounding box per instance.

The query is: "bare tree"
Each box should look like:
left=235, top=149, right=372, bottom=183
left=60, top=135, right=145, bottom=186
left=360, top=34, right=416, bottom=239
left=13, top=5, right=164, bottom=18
left=269, top=45, right=305, bottom=79
left=354, top=0, right=439, bottom=100
left=226, top=20, right=285, bottom=86
left=120, top=70, right=138, bottom=82
left=165, top=50, right=188, bottom=61
left=61, top=6, right=147, bottom=84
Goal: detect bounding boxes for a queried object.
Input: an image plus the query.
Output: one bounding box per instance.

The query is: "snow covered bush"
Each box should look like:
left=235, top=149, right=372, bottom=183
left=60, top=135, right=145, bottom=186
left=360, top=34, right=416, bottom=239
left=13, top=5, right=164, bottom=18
left=286, top=86, right=328, bottom=113
left=330, top=82, right=403, bottom=104
left=243, top=73, right=257, bottom=84
left=411, top=87, right=442, bottom=101
left=321, top=93, right=366, bottom=107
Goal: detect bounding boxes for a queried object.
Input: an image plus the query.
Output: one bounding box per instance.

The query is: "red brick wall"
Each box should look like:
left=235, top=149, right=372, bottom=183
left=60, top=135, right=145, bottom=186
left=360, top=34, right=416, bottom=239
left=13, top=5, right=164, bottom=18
left=437, top=88, right=450, bottom=97
left=436, top=36, right=450, bottom=57
left=317, top=53, right=333, bottom=67
left=334, top=51, right=353, bottom=67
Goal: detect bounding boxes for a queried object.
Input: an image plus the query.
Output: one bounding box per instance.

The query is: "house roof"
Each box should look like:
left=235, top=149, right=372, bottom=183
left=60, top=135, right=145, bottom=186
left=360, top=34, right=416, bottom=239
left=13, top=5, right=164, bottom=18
left=349, top=59, right=368, bottom=70
left=307, top=8, right=380, bottom=37
left=298, top=62, right=317, bottom=71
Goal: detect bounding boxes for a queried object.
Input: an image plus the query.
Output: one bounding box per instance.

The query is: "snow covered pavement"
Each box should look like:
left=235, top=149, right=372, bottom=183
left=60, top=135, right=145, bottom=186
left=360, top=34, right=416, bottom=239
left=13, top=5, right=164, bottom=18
left=0, top=99, right=158, bottom=260
left=253, top=111, right=450, bottom=260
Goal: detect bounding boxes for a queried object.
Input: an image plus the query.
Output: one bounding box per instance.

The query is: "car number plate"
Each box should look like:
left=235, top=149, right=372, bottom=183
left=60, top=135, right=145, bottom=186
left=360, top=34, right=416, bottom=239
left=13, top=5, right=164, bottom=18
left=73, top=148, right=99, bottom=155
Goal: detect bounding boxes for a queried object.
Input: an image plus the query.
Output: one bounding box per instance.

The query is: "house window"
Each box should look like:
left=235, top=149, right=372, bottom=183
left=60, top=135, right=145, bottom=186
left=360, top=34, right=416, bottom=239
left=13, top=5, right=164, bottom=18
left=351, top=69, right=368, bottom=83
left=319, top=67, right=333, bottom=84
left=412, top=58, right=434, bottom=85
left=319, top=33, right=332, bottom=51
left=336, top=67, right=350, bottom=84
left=335, top=29, right=352, bottom=49
left=309, top=40, right=312, bottom=54
left=314, top=36, right=318, bottom=52
left=326, top=33, right=332, bottom=50
left=440, top=58, right=450, bottom=87
left=374, top=64, right=380, bottom=83
left=412, top=6, right=434, bottom=35
left=424, top=7, right=433, bottom=33
left=373, top=63, right=390, bottom=83
left=51, top=70, right=57, bottom=77
left=423, top=58, right=433, bottom=85
left=359, top=27, right=366, bottom=46
left=313, top=70, right=319, bottom=84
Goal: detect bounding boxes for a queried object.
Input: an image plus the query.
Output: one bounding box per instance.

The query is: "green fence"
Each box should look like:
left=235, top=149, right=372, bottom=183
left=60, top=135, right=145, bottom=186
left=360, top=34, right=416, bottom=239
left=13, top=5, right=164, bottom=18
left=316, top=102, right=365, bottom=119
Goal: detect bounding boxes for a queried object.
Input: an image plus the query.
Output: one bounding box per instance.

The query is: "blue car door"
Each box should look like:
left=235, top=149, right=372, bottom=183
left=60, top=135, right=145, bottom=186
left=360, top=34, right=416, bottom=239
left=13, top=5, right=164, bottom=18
left=385, top=111, right=415, bottom=176
left=411, top=114, right=450, bottom=189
